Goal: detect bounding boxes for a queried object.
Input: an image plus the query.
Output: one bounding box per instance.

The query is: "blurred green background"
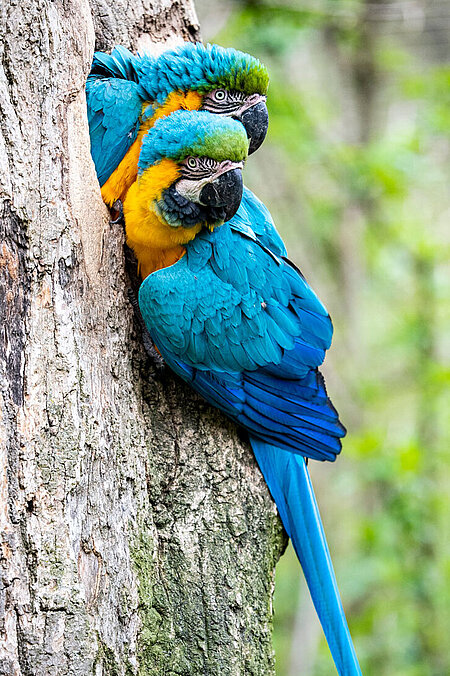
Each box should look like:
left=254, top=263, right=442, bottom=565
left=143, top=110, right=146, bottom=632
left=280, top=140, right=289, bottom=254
left=196, top=1, right=450, bottom=674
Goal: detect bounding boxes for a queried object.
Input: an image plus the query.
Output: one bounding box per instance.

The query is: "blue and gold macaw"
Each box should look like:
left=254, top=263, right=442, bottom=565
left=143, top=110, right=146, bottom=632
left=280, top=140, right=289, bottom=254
left=87, top=44, right=362, bottom=675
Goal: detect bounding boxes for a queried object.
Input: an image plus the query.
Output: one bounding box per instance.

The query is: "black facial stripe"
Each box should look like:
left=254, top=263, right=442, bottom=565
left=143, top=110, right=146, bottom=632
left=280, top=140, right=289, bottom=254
left=180, top=166, right=212, bottom=179
left=220, top=90, right=247, bottom=102
left=159, top=185, right=227, bottom=229
left=202, top=101, right=243, bottom=114
left=201, top=89, right=247, bottom=112
left=180, top=156, right=219, bottom=179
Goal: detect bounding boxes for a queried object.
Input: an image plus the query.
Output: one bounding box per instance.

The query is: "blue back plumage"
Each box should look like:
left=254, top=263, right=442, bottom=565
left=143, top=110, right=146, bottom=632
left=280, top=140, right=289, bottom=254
left=140, top=222, right=330, bottom=371
left=89, top=45, right=142, bottom=82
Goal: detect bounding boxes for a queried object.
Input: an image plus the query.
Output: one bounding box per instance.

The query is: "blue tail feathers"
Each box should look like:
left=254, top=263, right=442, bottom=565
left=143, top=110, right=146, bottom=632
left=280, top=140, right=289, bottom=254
left=251, top=437, right=362, bottom=675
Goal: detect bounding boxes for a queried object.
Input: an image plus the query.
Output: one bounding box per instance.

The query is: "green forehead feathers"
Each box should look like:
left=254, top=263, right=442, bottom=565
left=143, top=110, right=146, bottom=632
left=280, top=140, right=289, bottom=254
left=137, top=42, right=269, bottom=104
left=138, top=111, right=248, bottom=173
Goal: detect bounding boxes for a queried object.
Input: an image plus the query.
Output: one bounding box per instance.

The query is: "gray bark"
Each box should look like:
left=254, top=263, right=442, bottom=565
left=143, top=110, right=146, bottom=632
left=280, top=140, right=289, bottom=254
left=0, top=1, right=285, bottom=674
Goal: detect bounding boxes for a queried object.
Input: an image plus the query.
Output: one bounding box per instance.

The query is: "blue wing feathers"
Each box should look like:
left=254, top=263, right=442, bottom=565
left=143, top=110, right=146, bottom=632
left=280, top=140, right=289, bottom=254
left=140, top=222, right=333, bottom=373
left=157, top=344, right=344, bottom=461
left=139, top=220, right=343, bottom=462
left=86, top=51, right=146, bottom=185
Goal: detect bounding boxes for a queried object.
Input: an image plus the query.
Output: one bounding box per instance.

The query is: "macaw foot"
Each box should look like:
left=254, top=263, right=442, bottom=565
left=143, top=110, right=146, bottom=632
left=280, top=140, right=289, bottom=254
left=110, top=199, right=124, bottom=227
left=128, top=288, right=166, bottom=374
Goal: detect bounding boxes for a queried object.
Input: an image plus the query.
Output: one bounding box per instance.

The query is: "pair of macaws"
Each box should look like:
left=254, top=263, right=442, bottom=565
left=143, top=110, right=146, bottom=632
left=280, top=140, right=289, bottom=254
left=86, top=42, right=362, bottom=675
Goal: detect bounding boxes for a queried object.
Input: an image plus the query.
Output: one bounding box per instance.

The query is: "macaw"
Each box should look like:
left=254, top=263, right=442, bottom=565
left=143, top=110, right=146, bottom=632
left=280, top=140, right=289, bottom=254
left=120, top=108, right=362, bottom=675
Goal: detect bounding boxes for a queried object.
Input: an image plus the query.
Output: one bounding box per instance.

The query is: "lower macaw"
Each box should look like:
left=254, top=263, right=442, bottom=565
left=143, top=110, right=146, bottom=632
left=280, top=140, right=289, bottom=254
left=122, top=109, right=362, bottom=675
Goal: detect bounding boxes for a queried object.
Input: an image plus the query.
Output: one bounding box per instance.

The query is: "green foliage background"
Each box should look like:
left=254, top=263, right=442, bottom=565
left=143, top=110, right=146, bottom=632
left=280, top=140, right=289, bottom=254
left=196, top=1, right=450, bottom=674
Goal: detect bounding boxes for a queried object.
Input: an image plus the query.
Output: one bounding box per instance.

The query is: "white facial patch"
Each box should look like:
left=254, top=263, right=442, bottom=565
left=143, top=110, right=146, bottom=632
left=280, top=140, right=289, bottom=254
left=175, top=160, right=244, bottom=202
left=233, top=93, right=266, bottom=117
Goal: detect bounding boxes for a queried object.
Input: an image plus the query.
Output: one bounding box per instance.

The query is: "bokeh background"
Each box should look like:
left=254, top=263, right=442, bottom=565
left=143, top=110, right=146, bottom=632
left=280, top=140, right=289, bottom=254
left=195, top=1, right=450, bottom=674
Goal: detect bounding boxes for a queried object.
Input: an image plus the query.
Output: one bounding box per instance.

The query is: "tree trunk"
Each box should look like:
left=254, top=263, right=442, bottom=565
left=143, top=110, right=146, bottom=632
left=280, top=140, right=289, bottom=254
left=0, top=2, right=285, bottom=674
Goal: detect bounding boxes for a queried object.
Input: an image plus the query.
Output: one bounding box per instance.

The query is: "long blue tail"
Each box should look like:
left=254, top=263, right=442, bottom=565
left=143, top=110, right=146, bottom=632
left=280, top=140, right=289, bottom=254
left=251, top=437, right=362, bottom=675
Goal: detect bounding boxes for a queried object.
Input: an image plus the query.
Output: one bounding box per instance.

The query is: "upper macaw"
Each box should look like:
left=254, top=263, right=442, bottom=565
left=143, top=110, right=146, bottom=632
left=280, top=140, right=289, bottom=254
left=119, top=108, right=362, bottom=675
left=86, top=42, right=362, bottom=674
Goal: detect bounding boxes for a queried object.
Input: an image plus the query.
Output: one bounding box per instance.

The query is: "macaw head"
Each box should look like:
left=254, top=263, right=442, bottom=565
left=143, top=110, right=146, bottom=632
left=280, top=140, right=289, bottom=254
left=138, top=42, right=269, bottom=155
left=128, top=110, right=248, bottom=241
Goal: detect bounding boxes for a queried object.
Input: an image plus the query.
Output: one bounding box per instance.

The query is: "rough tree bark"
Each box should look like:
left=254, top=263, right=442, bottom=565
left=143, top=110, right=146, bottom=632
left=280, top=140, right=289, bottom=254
left=0, top=1, right=285, bottom=674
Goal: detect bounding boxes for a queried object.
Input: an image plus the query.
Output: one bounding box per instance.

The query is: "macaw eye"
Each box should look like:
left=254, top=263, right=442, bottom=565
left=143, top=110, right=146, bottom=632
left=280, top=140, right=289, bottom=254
left=187, top=157, right=198, bottom=169
left=214, top=89, right=226, bottom=101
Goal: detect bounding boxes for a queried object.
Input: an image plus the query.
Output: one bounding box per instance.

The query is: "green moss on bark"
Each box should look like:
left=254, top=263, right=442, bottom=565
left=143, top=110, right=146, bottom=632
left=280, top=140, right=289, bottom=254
left=130, top=398, right=287, bottom=675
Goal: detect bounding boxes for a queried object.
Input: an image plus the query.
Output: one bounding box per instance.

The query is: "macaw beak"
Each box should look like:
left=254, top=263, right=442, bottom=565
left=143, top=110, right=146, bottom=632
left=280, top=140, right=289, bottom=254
left=199, top=167, right=243, bottom=222
left=235, top=99, right=269, bottom=155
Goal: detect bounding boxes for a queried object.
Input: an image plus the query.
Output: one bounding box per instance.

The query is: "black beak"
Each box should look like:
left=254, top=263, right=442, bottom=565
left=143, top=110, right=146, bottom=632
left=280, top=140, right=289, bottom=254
left=236, top=100, right=269, bottom=154
left=199, top=168, right=243, bottom=222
